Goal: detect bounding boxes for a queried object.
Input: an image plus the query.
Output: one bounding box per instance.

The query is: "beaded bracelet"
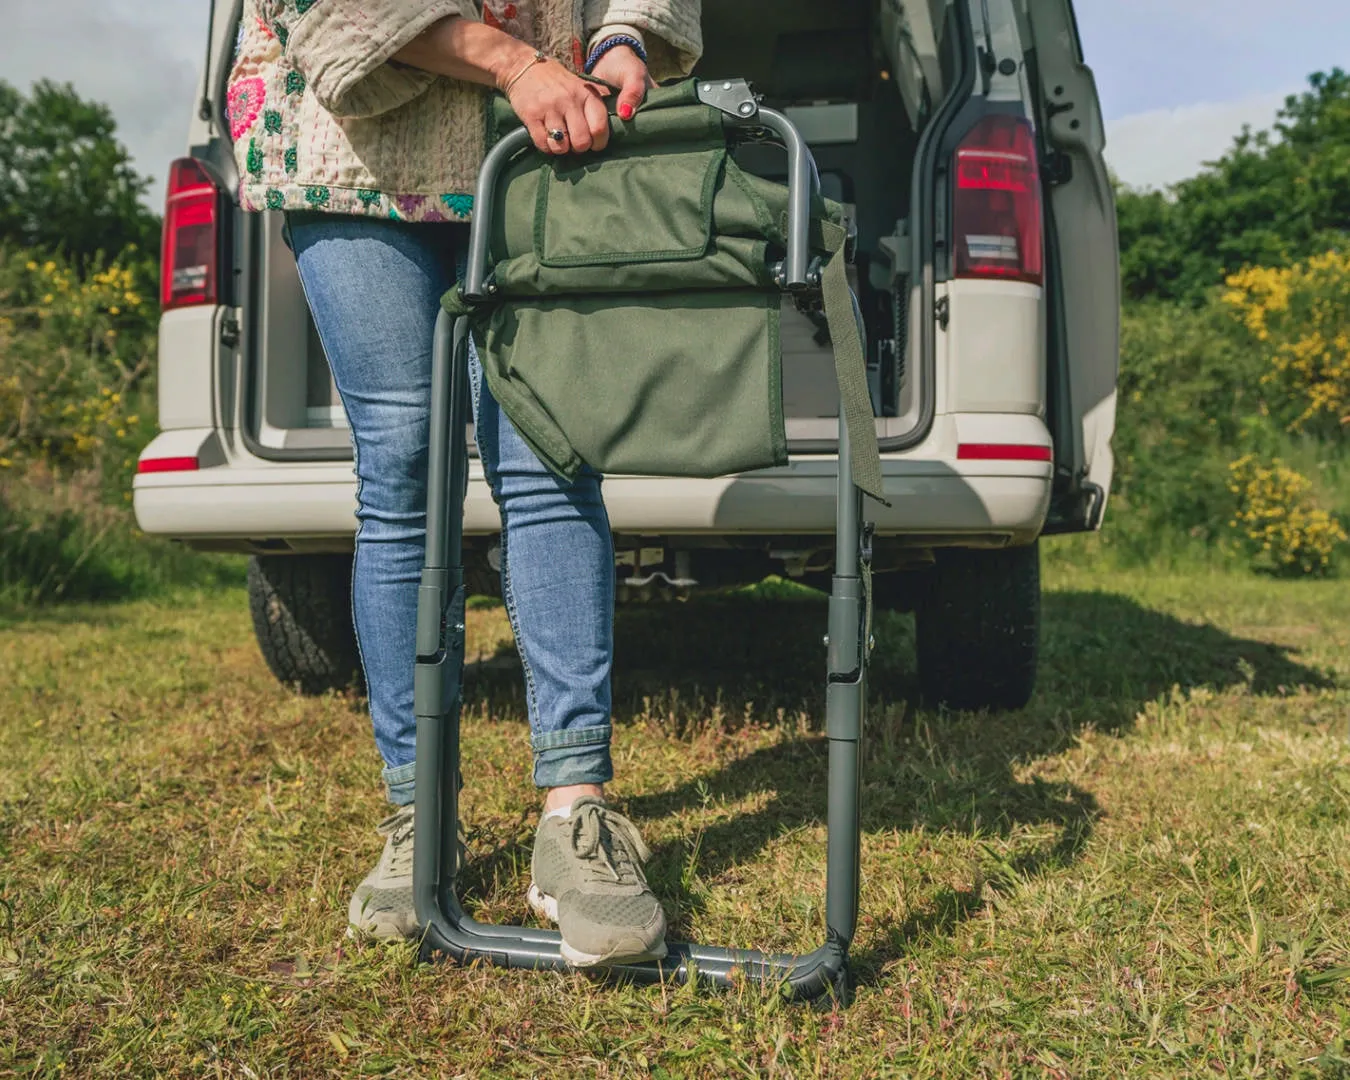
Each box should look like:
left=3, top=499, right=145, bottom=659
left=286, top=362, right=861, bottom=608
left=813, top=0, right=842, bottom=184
left=584, top=34, right=648, bottom=75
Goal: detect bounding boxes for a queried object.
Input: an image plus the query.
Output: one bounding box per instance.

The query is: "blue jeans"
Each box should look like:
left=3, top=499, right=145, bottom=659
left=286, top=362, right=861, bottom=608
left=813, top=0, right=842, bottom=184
left=287, top=212, right=615, bottom=803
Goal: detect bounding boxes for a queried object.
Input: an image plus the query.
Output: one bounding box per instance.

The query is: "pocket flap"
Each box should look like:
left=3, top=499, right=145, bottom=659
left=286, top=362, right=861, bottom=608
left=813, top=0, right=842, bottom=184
left=534, top=147, right=726, bottom=268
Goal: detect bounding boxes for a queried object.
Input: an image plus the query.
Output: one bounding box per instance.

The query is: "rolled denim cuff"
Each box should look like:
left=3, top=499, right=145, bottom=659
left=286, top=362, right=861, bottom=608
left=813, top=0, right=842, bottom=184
left=382, top=760, right=417, bottom=807
left=531, top=724, right=613, bottom=789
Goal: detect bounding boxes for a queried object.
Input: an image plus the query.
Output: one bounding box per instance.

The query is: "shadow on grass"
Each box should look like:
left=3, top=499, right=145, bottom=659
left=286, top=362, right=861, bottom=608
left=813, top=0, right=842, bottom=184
left=458, top=585, right=1333, bottom=979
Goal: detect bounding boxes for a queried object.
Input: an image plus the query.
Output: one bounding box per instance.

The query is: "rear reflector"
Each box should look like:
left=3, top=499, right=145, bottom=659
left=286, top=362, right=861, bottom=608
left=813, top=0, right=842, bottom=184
left=958, top=443, right=1052, bottom=462
left=953, top=115, right=1044, bottom=285
left=160, top=157, right=221, bottom=311
left=137, top=456, right=200, bottom=474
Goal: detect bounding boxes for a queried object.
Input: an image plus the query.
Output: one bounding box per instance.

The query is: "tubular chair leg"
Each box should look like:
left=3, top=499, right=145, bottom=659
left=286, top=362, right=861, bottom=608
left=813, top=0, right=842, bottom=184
left=412, top=310, right=871, bottom=1002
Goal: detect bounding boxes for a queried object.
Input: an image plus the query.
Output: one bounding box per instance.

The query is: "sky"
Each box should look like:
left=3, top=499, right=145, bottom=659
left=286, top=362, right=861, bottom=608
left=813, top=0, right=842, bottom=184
left=0, top=1, right=1346, bottom=207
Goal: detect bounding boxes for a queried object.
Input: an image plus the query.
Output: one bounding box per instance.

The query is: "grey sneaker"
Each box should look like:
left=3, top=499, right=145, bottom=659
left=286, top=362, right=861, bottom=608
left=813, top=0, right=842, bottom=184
left=527, top=798, right=668, bottom=967
left=347, top=805, right=417, bottom=940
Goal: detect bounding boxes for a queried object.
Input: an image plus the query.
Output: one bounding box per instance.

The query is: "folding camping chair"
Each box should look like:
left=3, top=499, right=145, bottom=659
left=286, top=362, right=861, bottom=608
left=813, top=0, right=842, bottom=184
left=411, top=80, right=874, bottom=1003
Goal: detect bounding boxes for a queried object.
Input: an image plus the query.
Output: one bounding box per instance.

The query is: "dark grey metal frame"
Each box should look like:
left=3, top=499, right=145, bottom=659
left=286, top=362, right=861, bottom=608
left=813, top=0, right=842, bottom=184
left=413, top=89, right=871, bottom=1002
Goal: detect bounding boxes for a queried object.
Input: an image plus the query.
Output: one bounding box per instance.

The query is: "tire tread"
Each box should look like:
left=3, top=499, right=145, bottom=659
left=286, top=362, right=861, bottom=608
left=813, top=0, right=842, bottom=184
left=915, top=541, right=1040, bottom=711
left=247, top=554, right=362, bottom=695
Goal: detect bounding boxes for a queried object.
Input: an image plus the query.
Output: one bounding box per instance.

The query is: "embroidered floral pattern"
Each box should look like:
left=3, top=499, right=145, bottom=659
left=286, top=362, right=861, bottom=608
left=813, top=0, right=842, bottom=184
left=482, top=3, right=533, bottom=42
left=226, top=77, right=265, bottom=141
left=440, top=193, right=474, bottom=219
left=393, top=194, right=429, bottom=218
left=230, top=0, right=702, bottom=225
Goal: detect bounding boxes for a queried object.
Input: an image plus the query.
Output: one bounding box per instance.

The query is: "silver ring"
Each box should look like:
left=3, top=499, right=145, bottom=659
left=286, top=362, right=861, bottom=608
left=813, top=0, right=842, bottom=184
left=547, top=128, right=566, bottom=142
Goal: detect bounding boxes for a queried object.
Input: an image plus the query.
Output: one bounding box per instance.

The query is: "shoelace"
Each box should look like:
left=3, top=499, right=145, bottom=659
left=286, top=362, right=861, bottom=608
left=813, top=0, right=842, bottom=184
left=569, top=803, right=652, bottom=886
left=377, top=807, right=416, bottom=878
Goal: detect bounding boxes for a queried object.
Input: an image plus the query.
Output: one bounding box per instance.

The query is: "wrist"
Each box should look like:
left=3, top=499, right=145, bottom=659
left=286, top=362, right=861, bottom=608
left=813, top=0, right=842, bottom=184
left=586, top=23, right=645, bottom=57
left=488, top=35, right=541, bottom=90
left=584, top=33, right=648, bottom=75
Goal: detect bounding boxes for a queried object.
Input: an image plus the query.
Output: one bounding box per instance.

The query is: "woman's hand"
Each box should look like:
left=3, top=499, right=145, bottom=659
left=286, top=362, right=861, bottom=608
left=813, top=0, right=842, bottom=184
left=394, top=17, right=655, bottom=158
left=505, top=53, right=612, bottom=156
left=507, top=43, right=655, bottom=155
left=589, top=45, right=656, bottom=123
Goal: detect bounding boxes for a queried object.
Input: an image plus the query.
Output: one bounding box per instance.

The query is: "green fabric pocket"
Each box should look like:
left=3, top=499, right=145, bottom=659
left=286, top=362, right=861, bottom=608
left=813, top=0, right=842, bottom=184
left=473, top=290, right=786, bottom=481
left=534, top=147, right=727, bottom=268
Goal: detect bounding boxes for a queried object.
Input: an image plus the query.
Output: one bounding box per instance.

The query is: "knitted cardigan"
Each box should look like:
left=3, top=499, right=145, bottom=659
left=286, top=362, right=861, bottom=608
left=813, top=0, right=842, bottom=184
left=228, top=0, right=703, bottom=222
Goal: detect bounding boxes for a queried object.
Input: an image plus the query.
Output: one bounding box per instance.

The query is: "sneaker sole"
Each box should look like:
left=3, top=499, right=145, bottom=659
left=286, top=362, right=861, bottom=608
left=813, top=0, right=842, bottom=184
left=526, top=884, right=669, bottom=968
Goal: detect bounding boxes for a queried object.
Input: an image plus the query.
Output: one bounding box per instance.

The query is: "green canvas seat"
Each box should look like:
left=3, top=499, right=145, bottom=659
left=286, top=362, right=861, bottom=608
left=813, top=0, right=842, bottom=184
left=443, top=79, right=885, bottom=502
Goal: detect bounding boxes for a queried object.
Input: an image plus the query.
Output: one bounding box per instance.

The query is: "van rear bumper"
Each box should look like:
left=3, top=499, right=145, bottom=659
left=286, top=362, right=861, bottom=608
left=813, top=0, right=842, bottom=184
left=134, top=416, right=1052, bottom=550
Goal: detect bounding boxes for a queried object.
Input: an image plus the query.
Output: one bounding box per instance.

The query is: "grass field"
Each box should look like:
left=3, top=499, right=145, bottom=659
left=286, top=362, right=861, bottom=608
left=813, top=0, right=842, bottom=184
left=2, top=558, right=1349, bottom=1077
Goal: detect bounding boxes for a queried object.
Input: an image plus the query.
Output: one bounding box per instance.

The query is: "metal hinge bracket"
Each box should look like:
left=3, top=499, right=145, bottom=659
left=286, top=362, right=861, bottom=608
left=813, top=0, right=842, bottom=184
left=695, top=79, right=760, bottom=121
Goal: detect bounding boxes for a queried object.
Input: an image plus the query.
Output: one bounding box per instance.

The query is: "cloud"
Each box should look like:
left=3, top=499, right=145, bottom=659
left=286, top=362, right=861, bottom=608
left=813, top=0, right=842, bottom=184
left=1104, top=91, right=1291, bottom=190
left=0, top=1, right=204, bottom=210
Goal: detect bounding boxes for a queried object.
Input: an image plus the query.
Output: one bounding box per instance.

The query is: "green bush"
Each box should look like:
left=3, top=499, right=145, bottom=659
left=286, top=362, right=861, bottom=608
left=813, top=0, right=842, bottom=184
left=1116, top=69, right=1350, bottom=306
left=0, top=245, right=159, bottom=494
left=0, top=246, right=244, bottom=607
left=1108, top=298, right=1263, bottom=554
left=1105, top=284, right=1348, bottom=572
left=1225, top=454, right=1347, bottom=576
left=0, top=466, right=243, bottom=607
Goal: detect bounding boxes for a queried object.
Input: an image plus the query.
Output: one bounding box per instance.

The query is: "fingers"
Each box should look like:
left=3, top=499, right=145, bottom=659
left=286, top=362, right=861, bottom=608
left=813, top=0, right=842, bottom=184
left=508, top=60, right=635, bottom=156
left=616, top=69, right=646, bottom=122
left=583, top=90, right=610, bottom=152
left=544, top=114, right=570, bottom=155
left=564, top=102, right=593, bottom=153
left=522, top=116, right=555, bottom=155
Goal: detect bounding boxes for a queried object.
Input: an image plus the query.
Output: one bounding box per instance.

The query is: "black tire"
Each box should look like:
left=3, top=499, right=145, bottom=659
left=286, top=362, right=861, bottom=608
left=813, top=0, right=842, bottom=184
left=867, top=569, right=924, bottom=614
left=914, top=541, right=1040, bottom=711
left=247, top=554, right=363, bottom=695
left=464, top=546, right=502, bottom=601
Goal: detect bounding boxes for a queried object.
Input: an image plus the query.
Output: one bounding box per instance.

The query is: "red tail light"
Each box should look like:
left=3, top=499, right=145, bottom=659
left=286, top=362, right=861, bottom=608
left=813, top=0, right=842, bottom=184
left=958, top=443, right=1052, bottom=462
left=953, top=115, right=1044, bottom=285
left=160, top=158, right=220, bottom=311
left=137, top=456, right=200, bottom=474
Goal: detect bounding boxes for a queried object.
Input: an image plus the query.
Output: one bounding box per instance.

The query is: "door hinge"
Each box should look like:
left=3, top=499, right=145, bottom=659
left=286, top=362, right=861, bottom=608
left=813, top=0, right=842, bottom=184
left=1043, top=150, right=1073, bottom=186
left=935, top=294, right=950, bottom=330
left=220, top=311, right=240, bottom=349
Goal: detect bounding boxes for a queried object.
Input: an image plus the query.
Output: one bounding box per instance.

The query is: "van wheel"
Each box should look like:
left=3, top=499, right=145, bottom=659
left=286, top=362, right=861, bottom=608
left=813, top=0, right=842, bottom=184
left=248, top=554, right=363, bottom=695
left=914, top=541, right=1039, bottom=711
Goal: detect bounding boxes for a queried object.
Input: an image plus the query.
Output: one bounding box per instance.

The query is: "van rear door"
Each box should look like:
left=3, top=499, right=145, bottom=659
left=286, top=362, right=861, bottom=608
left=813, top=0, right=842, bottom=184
left=1017, top=0, right=1120, bottom=532
left=197, top=1, right=352, bottom=465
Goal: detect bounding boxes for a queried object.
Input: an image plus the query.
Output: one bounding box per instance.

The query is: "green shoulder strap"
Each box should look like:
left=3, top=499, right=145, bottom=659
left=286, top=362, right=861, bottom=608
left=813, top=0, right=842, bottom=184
left=818, top=220, right=888, bottom=505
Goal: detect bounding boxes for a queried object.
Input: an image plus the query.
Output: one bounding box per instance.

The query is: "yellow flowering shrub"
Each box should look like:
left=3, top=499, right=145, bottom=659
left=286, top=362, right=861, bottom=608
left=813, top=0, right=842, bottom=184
left=1224, top=252, right=1350, bottom=436
left=1226, top=454, right=1347, bottom=576
left=0, top=248, right=157, bottom=488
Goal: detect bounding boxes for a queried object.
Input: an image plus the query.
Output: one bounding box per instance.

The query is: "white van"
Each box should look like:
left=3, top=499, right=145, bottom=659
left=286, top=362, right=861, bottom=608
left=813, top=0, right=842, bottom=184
left=134, top=0, right=1119, bottom=711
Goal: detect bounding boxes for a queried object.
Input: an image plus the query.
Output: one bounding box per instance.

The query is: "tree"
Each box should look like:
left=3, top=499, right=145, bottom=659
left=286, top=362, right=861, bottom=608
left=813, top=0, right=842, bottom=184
left=1117, top=68, right=1350, bottom=304
left=0, top=80, right=159, bottom=264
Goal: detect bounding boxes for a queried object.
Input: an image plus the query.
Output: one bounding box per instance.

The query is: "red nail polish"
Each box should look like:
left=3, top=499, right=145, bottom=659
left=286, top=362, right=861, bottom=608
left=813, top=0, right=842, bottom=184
left=618, top=104, right=634, bottom=121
